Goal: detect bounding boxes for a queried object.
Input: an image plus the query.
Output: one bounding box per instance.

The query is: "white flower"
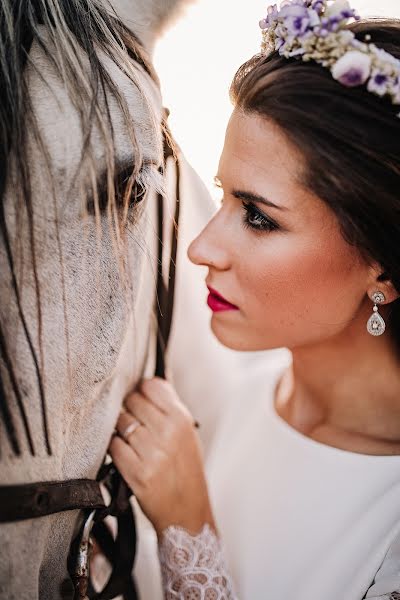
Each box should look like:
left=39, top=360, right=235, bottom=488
left=369, top=45, right=400, bottom=69
left=307, top=7, right=321, bottom=28
left=392, top=79, right=400, bottom=104
left=325, top=0, right=352, bottom=18
left=331, top=50, right=372, bottom=87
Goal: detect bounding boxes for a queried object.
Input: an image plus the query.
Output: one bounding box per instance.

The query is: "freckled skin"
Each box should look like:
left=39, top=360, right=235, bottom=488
left=189, top=110, right=371, bottom=352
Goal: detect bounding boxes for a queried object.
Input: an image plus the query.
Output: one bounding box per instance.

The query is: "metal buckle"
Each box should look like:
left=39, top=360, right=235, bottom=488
left=73, top=509, right=96, bottom=600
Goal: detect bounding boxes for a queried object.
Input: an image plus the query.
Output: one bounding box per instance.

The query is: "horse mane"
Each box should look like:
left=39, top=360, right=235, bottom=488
left=0, top=0, right=159, bottom=458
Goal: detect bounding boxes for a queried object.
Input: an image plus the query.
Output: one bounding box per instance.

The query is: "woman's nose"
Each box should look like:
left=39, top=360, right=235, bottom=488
left=188, top=213, right=231, bottom=271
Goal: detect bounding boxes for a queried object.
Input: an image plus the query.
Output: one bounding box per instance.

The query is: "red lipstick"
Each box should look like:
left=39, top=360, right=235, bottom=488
left=207, top=286, right=239, bottom=313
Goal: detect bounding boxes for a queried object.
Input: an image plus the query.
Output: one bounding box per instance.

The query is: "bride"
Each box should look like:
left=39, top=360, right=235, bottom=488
left=110, top=1, right=400, bottom=598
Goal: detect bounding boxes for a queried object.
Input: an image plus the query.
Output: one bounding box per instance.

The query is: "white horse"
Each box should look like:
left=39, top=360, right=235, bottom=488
left=0, top=1, right=270, bottom=598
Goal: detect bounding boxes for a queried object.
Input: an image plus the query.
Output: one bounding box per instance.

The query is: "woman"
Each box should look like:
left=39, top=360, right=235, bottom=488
left=110, top=1, right=400, bottom=598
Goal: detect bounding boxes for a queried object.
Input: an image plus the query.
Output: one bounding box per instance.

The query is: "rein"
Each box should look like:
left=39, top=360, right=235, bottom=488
left=0, top=128, right=181, bottom=600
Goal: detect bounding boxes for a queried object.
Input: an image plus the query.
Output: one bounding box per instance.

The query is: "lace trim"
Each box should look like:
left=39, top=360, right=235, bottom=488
left=158, top=523, right=238, bottom=600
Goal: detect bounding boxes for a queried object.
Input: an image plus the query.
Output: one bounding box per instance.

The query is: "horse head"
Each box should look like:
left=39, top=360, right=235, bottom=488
left=0, top=1, right=193, bottom=597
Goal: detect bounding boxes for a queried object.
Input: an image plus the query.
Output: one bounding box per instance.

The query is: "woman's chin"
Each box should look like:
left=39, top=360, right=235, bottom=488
left=210, top=316, right=270, bottom=352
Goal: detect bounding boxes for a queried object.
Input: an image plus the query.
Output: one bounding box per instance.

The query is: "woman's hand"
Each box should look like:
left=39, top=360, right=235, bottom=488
left=109, top=377, right=215, bottom=537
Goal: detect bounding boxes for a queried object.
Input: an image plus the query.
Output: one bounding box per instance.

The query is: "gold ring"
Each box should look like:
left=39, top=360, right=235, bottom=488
left=121, top=419, right=141, bottom=442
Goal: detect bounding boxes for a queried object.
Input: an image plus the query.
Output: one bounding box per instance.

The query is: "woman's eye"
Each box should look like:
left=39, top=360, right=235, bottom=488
left=241, top=201, right=279, bottom=232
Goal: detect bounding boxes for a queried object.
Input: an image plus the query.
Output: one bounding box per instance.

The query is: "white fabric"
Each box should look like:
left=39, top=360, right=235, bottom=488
left=133, top=153, right=273, bottom=599
left=206, top=351, right=400, bottom=600
left=158, top=524, right=237, bottom=599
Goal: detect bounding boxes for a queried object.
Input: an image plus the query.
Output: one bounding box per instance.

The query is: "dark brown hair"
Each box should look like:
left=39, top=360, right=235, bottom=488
left=231, top=19, right=400, bottom=351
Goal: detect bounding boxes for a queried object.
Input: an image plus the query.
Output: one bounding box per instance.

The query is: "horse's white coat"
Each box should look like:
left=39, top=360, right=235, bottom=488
left=0, top=1, right=269, bottom=598
left=0, top=3, right=164, bottom=597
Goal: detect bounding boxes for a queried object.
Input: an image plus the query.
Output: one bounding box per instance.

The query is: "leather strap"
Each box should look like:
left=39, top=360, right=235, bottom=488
left=88, top=126, right=181, bottom=600
left=0, top=479, right=105, bottom=523
left=155, top=127, right=180, bottom=379
left=87, top=465, right=138, bottom=600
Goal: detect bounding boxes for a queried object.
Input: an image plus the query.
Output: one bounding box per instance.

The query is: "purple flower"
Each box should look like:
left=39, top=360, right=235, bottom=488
left=274, top=23, right=288, bottom=50
left=279, top=3, right=319, bottom=37
left=259, top=4, right=279, bottom=29
left=367, top=70, right=390, bottom=96
left=341, top=9, right=357, bottom=18
left=331, top=51, right=372, bottom=87
left=310, top=0, right=325, bottom=15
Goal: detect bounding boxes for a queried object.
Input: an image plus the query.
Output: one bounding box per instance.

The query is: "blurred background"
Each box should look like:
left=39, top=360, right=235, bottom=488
left=154, top=0, right=400, bottom=193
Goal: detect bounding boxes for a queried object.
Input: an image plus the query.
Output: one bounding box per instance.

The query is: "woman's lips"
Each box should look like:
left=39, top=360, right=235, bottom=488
left=207, top=286, right=239, bottom=313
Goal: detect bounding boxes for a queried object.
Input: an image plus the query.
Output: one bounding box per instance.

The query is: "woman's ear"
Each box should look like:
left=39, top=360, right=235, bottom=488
left=367, top=263, right=400, bottom=304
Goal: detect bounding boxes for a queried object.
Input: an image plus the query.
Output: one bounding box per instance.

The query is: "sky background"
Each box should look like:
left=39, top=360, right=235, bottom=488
left=154, top=0, right=399, bottom=193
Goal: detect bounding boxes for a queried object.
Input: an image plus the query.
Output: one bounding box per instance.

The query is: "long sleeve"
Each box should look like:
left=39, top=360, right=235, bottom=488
left=158, top=524, right=238, bottom=599
left=364, top=526, right=400, bottom=600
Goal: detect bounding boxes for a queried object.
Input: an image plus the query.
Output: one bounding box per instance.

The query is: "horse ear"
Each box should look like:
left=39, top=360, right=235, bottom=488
left=110, top=0, right=196, bottom=51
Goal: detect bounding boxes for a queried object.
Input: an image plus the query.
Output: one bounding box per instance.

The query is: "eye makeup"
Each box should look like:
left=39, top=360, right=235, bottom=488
left=241, top=201, right=279, bottom=232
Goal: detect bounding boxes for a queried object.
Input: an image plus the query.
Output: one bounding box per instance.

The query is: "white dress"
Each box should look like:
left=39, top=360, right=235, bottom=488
left=156, top=350, right=400, bottom=599
left=204, top=351, right=400, bottom=600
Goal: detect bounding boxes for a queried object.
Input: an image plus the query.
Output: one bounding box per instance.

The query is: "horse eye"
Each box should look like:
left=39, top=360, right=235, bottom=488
left=117, top=175, right=147, bottom=210
left=130, top=180, right=146, bottom=205
left=85, top=167, right=148, bottom=215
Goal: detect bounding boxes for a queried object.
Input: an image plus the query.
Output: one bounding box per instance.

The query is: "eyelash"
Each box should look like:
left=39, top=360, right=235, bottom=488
left=241, top=201, right=279, bottom=232
left=119, top=179, right=146, bottom=209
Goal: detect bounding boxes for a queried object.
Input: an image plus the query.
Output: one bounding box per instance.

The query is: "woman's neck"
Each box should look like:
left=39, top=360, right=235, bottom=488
left=276, top=313, right=400, bottom=454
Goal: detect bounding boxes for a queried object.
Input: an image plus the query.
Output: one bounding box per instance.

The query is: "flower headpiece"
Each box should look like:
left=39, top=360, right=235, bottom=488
left=259, top=0, right=400, bottom=113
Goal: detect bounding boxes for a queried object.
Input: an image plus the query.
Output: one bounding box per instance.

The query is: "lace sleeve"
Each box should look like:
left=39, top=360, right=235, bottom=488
left=364, top=525, right=400, bottom=600
left=158, top=524, right=238, bottom=599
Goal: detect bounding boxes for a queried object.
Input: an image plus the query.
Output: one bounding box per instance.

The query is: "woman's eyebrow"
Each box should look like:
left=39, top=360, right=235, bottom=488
left=232, top=189, right=287, bottom=211
left=214, top=176, right=287, bottom=211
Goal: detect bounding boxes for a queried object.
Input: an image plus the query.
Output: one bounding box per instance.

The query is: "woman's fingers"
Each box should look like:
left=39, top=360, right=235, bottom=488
left=117, top=411, right=142, bottom=441
left=109, top=378, right=214, bottom=536
left=109, top=435, right=141, bottom=491
left=125, top=391, right=165, bottom=435
left=140, top=377, right=193, bottom=421
left=116, top=411, right=159, bottom=461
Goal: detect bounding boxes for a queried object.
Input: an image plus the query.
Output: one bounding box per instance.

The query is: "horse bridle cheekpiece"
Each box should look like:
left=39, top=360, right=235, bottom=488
left=0, top=126, right=181, bottom=600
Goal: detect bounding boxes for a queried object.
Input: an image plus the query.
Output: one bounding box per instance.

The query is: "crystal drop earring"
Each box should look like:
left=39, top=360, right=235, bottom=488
left=366, top=291, right=386, bottom=336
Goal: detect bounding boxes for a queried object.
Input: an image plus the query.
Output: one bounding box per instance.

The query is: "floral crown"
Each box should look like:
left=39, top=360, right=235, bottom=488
left=259, top=0, right=400, bottom=114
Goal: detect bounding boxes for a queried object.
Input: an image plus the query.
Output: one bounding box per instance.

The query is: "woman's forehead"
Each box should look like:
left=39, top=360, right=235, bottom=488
left=222, top=111, right=302, bottom=173
left=219, top=112, right=303, bottom=194
left=218, top=110, right=336, bottom=223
